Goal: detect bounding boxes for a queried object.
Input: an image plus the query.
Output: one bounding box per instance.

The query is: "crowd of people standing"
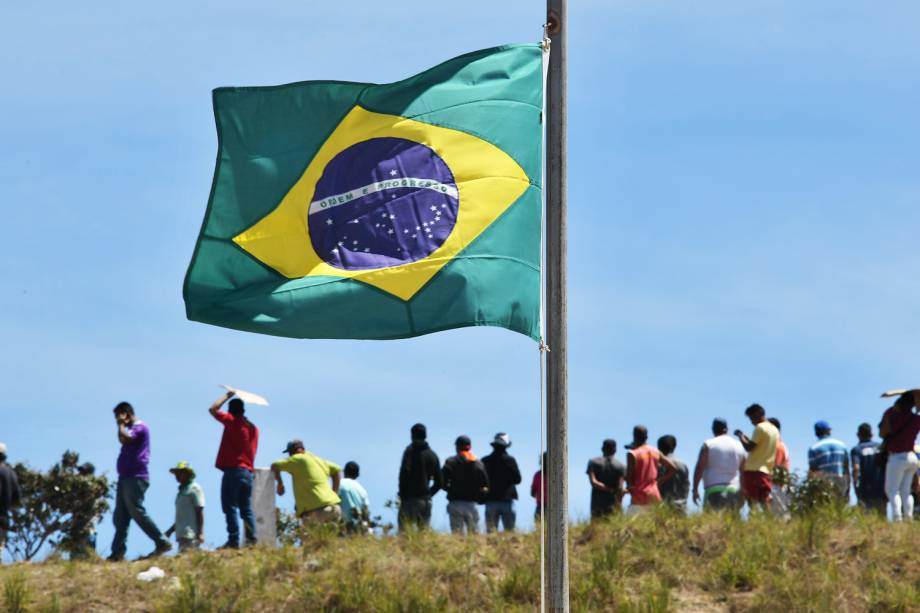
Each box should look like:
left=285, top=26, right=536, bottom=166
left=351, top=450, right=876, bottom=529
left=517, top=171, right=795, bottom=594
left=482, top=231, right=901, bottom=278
left=1, top=391, right=919, bottom=561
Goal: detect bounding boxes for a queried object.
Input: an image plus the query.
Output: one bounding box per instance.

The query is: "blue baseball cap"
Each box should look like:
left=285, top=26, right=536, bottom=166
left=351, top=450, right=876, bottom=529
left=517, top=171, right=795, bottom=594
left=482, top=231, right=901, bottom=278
left=814, top=420, right=831, bottom=431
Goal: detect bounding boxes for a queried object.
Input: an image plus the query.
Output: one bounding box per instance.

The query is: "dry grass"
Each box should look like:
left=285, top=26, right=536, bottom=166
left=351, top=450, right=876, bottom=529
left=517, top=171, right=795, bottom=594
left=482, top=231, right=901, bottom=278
left=2, top=508, right=919, bottom=612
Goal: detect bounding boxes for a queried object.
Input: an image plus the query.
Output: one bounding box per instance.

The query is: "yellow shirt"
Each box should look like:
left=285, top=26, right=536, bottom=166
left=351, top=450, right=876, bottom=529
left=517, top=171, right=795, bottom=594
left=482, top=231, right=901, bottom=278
left=274, top=452, right=341, bottom=514
left=743, top=421, right=779, bottom=474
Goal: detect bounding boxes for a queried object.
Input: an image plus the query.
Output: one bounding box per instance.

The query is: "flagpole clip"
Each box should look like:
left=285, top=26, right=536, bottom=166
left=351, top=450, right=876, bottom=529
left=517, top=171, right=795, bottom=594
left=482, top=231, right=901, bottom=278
left=541, top=23, right=552, bottom=51
left=539, top=339, right=551, bottom=353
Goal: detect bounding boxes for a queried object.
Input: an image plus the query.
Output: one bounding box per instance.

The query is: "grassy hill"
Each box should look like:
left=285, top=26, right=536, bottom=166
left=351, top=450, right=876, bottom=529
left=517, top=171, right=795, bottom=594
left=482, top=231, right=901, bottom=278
left=2, top=508, right=918, bottom=612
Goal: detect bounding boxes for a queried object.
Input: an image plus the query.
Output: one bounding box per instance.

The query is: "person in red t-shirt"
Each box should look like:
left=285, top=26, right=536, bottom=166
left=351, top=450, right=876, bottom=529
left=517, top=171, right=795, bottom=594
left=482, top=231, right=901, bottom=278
left=531, top=452, right=548, bottom=519
left=210, top=391, right=259, bottom=548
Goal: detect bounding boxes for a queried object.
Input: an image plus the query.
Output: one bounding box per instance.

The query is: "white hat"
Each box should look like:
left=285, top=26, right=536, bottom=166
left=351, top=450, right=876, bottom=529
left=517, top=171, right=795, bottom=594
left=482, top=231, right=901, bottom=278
left=0, top=442, right=7, bottom=455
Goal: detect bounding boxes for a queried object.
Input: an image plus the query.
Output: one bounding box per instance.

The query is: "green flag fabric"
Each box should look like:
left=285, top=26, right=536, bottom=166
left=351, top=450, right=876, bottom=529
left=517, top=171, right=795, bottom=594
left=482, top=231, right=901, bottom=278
left=184, top=44, right=543, bottom=341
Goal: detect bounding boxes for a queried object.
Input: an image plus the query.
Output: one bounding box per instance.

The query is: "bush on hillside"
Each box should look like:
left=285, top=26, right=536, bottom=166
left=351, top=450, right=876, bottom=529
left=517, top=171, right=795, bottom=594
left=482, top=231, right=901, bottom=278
left=787, top=473, right=846, bottom=516
left=4, top=451, right=110, bottom=561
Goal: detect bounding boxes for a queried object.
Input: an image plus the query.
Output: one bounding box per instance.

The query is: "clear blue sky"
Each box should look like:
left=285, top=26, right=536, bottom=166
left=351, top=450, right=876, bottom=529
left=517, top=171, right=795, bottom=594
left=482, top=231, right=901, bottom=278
left=2, top=1, right=919, bottom=559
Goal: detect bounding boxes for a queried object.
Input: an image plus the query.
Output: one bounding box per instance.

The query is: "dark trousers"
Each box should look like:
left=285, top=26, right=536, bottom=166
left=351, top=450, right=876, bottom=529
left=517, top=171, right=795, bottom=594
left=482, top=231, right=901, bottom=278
left=221, top=468, right=256, bottom=545
left=111, top=477, right=165, bottom=558
left=485, top=501, right=516, bottom=532
left=398, top=496, right=432, bottom=531
left=857, top=495, right=887, bottom=515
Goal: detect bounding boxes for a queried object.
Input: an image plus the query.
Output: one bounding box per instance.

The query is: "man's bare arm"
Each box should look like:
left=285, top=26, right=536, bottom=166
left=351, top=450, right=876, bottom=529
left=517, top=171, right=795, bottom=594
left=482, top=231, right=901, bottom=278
left=117, top=421, right=134, bottom=445
left=195, top=507, right=205, bottom=542
left=658, top=453, right=676, bottom=483
left=625, top=453, right=635, bottom=492
left=271, top=463, right=286, bottom=496
left=692, top=445, right=708, bottom=504
left=735, top=430, right=756, bottom=452
left=210, top=391, right=234, bottom=417
left=331, top=470, right=341, bottom=493
left=588, top=468, right=609, bottom=492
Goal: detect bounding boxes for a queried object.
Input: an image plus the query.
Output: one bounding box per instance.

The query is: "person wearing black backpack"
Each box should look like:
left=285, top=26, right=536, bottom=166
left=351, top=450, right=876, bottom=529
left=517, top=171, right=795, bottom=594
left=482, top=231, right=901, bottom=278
left=879, top=391, right=920, bottom=521
left=850, top=423, right=887, bottom=515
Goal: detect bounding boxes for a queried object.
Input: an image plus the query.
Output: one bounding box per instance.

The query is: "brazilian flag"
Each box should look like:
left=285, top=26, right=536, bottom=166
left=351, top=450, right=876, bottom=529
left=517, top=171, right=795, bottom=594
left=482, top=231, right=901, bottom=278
left=184, top=44, right=543, bottom=341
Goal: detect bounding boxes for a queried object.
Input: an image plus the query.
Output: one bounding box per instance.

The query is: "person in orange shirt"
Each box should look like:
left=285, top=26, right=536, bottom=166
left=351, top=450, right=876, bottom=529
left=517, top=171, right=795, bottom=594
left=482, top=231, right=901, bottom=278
left=769, top=418, right=791, bottom=474
left=625, top=425, right=676, bottom=516
left=768, top=417, right=792, bottom=516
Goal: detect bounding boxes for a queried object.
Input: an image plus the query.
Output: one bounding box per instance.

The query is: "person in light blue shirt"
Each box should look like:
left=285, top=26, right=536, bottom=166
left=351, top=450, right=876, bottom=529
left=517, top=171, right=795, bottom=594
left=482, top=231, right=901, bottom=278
left=337, top=462, right=370, bottom=532
left=164, top=462, right=205, bottom=553
left=807, top=420, right=850, bottom=499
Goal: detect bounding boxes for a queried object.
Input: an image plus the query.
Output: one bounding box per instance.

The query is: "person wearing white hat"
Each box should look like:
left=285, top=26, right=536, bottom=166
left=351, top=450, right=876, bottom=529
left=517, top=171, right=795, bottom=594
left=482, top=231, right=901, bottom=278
left=482, top=433, right=521, bottom=533
left=0, top=443, right=22, bottom=556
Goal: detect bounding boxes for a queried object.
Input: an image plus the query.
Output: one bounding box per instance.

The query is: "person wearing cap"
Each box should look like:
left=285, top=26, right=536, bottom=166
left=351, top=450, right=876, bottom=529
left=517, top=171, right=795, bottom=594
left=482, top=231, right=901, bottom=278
left=442, top=435, right=490, bottom=535
left=337, top=461, right=370, bottom=533
left=692, top=419, right=746, bottom=511
left=625, top=426, right=676, bottom=515
left=209, top=391, right=259, bottom=549
left=164, top=462, right=205, bottom=553
left=850, top=423, right=886, bottom=514
left=271, top=440, right=342, bottom=526
left=734, top=404, right=778, bottom=510
left=0, top=443, right=21, bottom=556
left=657, top=435, right=690, bottom=514
left=109, top=401, right=171, bottom=561
left=807, top=420, right=850, bottom=499
left=482, top=433, right=522, bottom=532
left=586, top=439, right=625, bottom=520
left=397, top=423, right=443, bottom=532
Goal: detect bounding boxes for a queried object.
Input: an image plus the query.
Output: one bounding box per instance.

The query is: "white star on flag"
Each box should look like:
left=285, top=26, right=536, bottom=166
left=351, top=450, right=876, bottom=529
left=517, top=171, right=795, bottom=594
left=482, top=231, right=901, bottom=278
left=389, top=169, right=398, bottom=176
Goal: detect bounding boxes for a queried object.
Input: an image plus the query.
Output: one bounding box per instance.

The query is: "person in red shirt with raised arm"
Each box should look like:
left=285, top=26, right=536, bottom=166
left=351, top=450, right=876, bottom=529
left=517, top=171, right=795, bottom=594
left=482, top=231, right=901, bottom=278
left=210, top=391, right=259, bottom=548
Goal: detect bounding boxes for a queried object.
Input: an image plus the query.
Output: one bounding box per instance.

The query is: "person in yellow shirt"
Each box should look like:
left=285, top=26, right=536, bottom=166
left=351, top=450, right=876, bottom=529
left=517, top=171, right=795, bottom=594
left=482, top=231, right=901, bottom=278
left=734, top=404, right=778, bottom=510
left=271, top=440, right=342, bottom=526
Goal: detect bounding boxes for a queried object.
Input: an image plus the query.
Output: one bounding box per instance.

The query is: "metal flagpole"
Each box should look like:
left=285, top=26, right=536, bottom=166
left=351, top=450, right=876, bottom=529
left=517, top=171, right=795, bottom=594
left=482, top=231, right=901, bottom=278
left=544, top=0, right=568, bottom=611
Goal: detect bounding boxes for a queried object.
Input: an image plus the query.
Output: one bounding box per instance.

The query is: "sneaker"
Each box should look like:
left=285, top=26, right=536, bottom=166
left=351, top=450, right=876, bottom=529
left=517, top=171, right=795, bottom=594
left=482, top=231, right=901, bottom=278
left=218, top=541, right=240, bottom=550
left=106, top=554, right=124, bottom=563
left=244, top=538, right=258, bottom=547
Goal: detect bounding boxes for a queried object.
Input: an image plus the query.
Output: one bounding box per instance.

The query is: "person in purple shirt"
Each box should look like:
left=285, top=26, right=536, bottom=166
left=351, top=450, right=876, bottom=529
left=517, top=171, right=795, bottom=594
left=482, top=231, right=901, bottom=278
left=107, top=402, right=171, bottom=561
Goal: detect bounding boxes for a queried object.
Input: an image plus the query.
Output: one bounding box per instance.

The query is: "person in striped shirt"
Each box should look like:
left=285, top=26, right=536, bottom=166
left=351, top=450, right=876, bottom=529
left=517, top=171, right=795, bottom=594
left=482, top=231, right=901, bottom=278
left=807, top=420, right=850, bottom=499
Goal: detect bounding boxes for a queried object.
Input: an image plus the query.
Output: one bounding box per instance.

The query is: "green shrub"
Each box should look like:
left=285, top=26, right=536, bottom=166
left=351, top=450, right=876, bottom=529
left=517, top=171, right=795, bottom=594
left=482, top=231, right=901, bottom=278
left=2, top=571, right=31, bottom=613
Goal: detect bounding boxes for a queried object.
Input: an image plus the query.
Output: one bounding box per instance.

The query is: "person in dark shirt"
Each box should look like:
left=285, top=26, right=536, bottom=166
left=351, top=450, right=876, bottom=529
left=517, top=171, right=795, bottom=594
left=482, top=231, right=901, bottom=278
left=586, top=439, right=625, bottom=519
left=209, top=391, right=259, bottom=548
left=657, top=435, right=690, bottom=514
left=850, top=423, right=886, bottom=514
left=482, top=433, right=522, bottom=533
left=0, top=443, right=22, bottom=556
left=397, top=423, right=443, bottom=532
left=442, top=435, right=490, bottom=535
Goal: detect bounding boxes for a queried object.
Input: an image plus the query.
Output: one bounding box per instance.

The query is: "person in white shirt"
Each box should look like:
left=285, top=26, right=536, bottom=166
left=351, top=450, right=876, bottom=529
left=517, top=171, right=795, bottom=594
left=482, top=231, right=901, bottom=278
left=692, top=418, right=747, bottom=511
